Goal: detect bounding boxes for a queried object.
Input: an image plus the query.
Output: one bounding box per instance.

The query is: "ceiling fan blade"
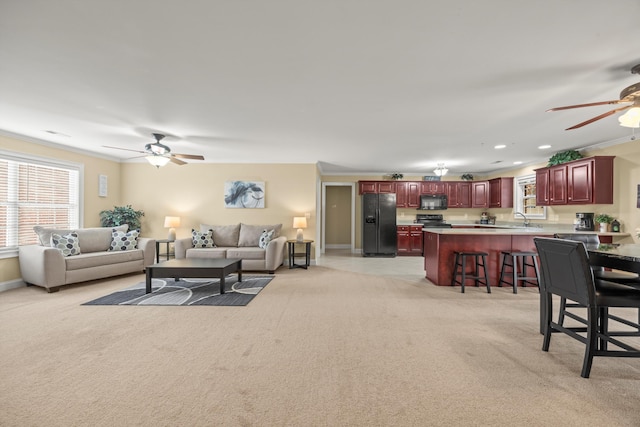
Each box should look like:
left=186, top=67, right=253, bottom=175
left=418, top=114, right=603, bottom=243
left=546, top=100, right=628, bottom=112
left=172, top=153, right=205, bottom=160
left=565, top=105, right=633, bottom=130
left=169, top=157, right=187, bottom=165
left=102, top=145, right=146, bottom=154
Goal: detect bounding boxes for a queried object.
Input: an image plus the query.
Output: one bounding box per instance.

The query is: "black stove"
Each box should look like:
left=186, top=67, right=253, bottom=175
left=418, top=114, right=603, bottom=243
left=415, top=214, right=452, bottom=228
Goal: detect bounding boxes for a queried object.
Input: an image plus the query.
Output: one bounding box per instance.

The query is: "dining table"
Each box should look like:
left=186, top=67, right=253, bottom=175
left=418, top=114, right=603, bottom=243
left=587, top=243, right=640, bottom=275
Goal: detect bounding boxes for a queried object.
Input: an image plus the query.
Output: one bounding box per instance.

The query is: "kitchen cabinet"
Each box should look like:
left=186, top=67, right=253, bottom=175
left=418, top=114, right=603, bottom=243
left=446, top=182, right=471, bottom=208
left=471, top=181, right=489, bottom=208
left=534, top=156, right=614, bottom=205
left=358, top=181, right=396, bottom=194
left=397, top=225, right=423, bottom=256
left=489, top=177, right=513, bottom=208
left=420, top=181, right=446, bottom=195
left=396, top=181, right=421, bottom=208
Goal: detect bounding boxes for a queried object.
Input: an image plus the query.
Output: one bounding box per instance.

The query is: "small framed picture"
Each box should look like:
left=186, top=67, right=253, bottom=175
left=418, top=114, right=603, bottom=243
left=98, top=174, right=108, bottom=197
left=423, top=175, right=441, bottom=181
left=224, top=181, right=265, bottom=208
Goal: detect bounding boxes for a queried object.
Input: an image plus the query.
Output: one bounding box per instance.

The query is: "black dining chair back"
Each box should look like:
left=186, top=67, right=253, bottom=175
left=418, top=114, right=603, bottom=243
left=535, top=237, right=594, bottom=308
left=534, top=237, right=640, bottom=378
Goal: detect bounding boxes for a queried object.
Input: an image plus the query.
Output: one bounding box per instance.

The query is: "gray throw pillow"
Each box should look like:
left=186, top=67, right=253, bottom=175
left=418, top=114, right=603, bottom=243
left=238, top=223, right=282, bottom=247
left=51, top=232, right=81, bottom=257
left=200, top=224, right=240, bottom=247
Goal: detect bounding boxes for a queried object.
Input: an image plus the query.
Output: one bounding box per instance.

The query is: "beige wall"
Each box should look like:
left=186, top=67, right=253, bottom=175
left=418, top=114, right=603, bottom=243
left=1, top=133, right=317, bottom=284
left=120, top=163, right=318, bottom=246
left=0, top=133, right=122, bottom=283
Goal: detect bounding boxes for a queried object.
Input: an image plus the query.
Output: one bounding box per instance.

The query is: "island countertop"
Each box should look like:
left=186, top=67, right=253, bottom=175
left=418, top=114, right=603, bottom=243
left=422, top=228, right=629, bottom=287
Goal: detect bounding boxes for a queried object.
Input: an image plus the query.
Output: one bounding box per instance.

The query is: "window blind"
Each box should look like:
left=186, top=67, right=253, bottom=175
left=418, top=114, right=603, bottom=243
left=0, top=154, right=80, bottom=252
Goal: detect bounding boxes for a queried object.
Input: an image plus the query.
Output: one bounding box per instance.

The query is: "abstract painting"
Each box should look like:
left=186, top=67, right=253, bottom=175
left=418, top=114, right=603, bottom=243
left=224, top=181, right=265, bottom=208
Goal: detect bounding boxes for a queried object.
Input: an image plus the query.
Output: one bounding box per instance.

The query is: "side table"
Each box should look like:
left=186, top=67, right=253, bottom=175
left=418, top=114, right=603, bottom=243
left=287, top=239, right=313, bottom=269
left=156, top=239, right=175, bottom=263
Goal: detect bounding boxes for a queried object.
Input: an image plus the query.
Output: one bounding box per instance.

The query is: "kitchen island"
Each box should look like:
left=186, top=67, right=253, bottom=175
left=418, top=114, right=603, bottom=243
left=423, top=228, right=626, bottom=287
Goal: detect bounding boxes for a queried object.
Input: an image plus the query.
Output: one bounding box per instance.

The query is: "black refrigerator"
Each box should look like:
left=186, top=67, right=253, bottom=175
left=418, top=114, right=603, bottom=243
left=362, top=193, right=397, bottom=257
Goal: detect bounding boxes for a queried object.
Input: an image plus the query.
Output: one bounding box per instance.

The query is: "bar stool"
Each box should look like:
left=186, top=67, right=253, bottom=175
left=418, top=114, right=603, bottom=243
left=451, top=251, right=491, bottom=293
left=498, top=251, right=540, bottom=294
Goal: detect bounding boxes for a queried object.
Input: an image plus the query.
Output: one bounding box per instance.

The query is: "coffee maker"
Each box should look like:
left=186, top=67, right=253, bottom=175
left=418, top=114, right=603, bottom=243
left=575, top=212, right=595, bottom=231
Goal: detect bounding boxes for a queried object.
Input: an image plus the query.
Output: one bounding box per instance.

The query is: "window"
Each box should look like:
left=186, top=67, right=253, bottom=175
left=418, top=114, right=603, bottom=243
left=514, top=174, right=546, bottom=219
left=0, top=150, right=82, bottom=257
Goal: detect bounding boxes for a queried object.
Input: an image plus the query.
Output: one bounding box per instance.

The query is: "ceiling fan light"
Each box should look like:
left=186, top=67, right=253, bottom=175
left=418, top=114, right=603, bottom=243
left=146, top=155, right=170, bottom=167
left=619, top=107, right=640, bottom=128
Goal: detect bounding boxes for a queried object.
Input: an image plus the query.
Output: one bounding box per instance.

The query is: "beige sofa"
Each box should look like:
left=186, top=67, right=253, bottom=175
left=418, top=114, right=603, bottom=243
left=19, top=225, right=155, bottom=292
left=174, top=223, right=286, bottom=273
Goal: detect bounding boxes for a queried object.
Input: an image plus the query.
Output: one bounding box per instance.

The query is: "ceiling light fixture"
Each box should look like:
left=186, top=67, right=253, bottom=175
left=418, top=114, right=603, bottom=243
left=494, top=144, right=506, bottom=149
left=434, top=163, right=448, bottom=176
left=538, top=145, right=551, bottom=149
left=513, top=161, right=523, bottom=165
left=619, top=106, right=640, bottom=128
left=146, top=155, right=170, bottom=168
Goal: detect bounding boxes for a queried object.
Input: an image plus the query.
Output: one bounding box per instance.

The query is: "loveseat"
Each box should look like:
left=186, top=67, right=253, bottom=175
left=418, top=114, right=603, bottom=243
left=18, top=225, right=155, bottom=292
left=174, top=223, right=286, bottom=273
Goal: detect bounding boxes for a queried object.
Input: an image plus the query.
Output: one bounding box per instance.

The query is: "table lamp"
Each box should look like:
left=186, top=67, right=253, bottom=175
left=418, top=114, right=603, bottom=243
left=293, top=217, right=307, bottom=242
left=164, top=216, right=181, bottom=241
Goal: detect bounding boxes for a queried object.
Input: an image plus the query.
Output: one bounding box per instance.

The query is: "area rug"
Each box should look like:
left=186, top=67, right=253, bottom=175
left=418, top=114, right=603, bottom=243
left=83, top=276, right=273, bottom=306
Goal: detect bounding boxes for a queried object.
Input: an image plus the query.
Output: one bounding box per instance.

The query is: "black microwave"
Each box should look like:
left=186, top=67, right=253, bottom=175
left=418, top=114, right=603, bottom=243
left=418, top=194, right=448, bottom=210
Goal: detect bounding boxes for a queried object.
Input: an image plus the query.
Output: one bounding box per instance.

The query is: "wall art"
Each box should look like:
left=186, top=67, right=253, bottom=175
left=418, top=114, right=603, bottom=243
left=224, top=181, right=265, bottom=208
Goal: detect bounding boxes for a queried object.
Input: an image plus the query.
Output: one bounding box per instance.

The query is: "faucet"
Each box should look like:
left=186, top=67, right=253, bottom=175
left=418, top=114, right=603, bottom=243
left=515, top=211, right=530, bottom=227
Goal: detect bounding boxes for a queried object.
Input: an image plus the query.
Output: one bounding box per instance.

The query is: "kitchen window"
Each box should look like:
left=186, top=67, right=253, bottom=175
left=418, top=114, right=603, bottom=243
left=0, top=150, right=82, bottom=258
left=515, top=174, right=546, bottom=219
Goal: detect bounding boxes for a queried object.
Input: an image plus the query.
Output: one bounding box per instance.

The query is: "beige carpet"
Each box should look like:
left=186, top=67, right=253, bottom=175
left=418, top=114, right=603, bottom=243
left=1, top=266, right=639, bottom=426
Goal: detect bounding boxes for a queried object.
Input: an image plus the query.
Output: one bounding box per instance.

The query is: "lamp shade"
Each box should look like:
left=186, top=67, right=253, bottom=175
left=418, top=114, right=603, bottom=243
left=293, top=217, right=307, bottom=242
left=164, top=216, right=180, bottom=241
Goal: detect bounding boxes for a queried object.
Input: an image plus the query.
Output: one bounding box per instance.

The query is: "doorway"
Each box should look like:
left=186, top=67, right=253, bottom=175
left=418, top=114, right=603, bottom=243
left=321, top=182, right=355, bottom=254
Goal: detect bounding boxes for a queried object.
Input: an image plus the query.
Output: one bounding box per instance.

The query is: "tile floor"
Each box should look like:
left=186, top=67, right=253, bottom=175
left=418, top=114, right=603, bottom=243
left=316, top=249, right=427, bottom=284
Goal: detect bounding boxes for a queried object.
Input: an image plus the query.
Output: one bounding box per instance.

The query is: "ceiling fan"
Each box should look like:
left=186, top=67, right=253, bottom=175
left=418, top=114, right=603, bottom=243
left=547, top=64, right=640, bottom=130
left=103, top=133, right=205, bottom=167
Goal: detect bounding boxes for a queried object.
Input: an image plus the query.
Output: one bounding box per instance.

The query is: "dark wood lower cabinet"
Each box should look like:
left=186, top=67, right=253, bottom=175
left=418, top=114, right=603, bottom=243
left=397, top=225, right=423, bottom=256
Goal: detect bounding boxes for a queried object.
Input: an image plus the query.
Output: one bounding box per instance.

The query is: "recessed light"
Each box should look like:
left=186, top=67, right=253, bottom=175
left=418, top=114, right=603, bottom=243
left=513, top=161, right=523, bottom=165
left=538, top=145, right=551, bottom=149
left=494, top=144, right=506, bottom=149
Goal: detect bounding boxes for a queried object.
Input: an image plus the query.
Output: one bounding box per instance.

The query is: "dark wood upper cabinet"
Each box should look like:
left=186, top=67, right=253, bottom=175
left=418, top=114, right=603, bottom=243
left=394, top=181, right=421, bottom=207
left=489, top=177, right=513, bottom=208
left=471, top=181, right=489, bottom=208
left=420, top=181, right=446, bottom=195
left=447, top=182, right=471, bottom=208
left=534, top=156, right=614, bottom=206
left=358, top=181, right=397, bottom=194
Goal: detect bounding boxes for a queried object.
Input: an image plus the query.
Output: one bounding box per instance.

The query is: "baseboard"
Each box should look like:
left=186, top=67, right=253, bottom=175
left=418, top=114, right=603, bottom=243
left=0, top=279, right=26, bottom=293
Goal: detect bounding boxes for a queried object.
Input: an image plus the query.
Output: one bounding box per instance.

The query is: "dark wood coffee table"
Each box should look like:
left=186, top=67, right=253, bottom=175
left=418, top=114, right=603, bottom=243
left=145, top=258, right=242, bottom=294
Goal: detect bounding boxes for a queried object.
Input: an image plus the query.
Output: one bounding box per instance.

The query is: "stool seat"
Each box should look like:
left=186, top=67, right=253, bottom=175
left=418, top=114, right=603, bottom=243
left=451, top=251, right=491, bottom=293
left=498, top=250, right=540, bottom=294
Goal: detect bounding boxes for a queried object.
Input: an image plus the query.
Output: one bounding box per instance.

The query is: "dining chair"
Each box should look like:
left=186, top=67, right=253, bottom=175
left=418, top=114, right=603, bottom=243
left=553, top=234, right=640, bottom=329
left=534, top=237, right=640, bottom=378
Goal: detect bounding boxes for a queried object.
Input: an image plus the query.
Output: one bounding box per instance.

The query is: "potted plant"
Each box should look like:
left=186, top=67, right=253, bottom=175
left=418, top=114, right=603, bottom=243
left=594, top=213, right=613, bottom=232
left=547, top=149, right=583, bottom=166
left=100, top=205, right=145, bottom=230
left=390, top=173, right=404, bottom=180
left=461, top=173, right=474, bottom=181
